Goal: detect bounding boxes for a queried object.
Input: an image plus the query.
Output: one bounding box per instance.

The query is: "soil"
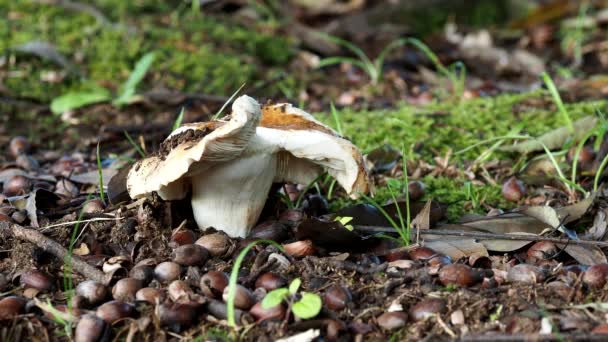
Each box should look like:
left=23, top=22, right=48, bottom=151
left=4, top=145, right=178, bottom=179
left=3, top=1, right=608, bottom=341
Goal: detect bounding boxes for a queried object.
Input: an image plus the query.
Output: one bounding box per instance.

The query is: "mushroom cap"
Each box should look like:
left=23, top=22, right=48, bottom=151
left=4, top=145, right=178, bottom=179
left=127, top=95, right=261, bottom=200
left=258, top=102, right=371, bottom=197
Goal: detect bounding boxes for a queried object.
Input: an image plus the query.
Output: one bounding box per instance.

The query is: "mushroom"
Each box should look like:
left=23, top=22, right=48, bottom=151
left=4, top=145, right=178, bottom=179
left=127, top=95, right=371, bottom=237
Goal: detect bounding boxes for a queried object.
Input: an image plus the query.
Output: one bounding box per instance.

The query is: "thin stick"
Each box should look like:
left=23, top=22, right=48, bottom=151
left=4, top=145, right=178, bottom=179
left=3, top=223, right=111, bottom=285
left=355, top=225, right=608, bottom=249
left=39, top=217, right=122, bottom=232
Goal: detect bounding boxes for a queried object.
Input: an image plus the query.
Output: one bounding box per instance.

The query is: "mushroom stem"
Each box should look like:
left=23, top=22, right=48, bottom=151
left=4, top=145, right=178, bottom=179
left=190, top=154, right=277, bottom=238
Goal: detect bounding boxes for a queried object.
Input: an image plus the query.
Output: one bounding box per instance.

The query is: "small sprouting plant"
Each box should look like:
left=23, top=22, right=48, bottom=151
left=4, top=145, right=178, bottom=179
left=489, top=304, right=503, bottom=322
left=463, top=181, right=480, bottom=209
left=317, top=33, right=408, bottom=85
left=123, top=130, right=146, bottom=158
left=361, top=144, right=412, bottom=246
left=212, top=83, right=246, bottom=120
left=173, top=107, right=185, bottom=131
left=226, top=240, right=284, bottom=328
left=406, top=38, right=466, bottom=100
left=542, top=72, right=574, bottom=133
left=262, top=278, right=322, bottom=320
left=457, top=134, right=587, bottom=197
left=51, top=52, right=156, bottom=114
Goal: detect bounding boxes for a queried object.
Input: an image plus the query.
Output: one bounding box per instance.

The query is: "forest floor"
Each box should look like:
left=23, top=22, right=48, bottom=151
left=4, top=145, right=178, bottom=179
left=3, top=1, right=608, bottom=341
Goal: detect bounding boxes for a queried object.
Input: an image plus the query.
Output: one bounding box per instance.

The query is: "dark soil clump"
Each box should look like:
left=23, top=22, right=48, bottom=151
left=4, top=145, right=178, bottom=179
left=158, top=127, right=212, bottom=159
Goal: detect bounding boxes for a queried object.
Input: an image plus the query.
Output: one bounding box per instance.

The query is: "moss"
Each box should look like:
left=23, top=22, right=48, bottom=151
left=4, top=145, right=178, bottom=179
left=319, top=92, right=606, bottom=220
left=1, top=1, right=292, bottom=101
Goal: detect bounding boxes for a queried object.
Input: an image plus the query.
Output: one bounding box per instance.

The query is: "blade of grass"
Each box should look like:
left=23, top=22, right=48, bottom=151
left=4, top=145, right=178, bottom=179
left=123, top=130, right=146, bottom=158
left=542, top=72, right=574, bottom=133
left=594, top=152, right=608, bottom=192
left=114, top=52, right=156, bottom=106
left=213, top=83, right=246, bottom=120
left=227, top=240, right=284, bottom=327
left=329, top=101, right=343, bottom=135
left=173, top=107, right=185, bottom=131
left=571, top=130, right=595, bottom=185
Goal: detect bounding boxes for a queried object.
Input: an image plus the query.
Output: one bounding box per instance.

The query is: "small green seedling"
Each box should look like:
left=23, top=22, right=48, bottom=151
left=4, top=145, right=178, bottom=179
left=262, top=278, right=322, bottom=320
left=334, top=216, right=354, bottom=231
left=51, top=52, right=156, bottom=114
left=226, top=239, right=284, bottom=328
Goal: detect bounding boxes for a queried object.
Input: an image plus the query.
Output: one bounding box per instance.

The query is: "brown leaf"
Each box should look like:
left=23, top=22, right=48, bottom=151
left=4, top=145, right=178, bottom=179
left=411, top=199, right=432, bottom=230
left=561, top=244, right=607, bottom=265
left=424, top=238, right=488, bottom=260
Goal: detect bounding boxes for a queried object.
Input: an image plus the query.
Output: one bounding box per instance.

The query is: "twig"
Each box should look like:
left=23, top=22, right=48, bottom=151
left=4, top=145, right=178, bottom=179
left=461, top=333, right=608, bottom=341
left=305, top=256, right=388, bottom=274
left=355, top=225, right=608, bottom=249
left=2, top=222, right=111, bottom=285
left=39, top=217, right=122, bottom=232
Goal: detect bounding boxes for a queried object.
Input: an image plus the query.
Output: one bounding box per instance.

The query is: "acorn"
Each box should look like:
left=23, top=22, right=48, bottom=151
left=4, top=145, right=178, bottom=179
left=0, top=213, right=12, bottom=222
left=76, top=280, right=108, bottom=305
left=129, top=265, right=155, bottom=285
left=592, top=324, right=608, bottom=334
left=9, top=136, right=29, bottom=158
left=168, top=280, right=193, bottom=303
left=82, top=199, right=105, bottom=214
left=438, top=264, right=482, bottom=287
left=326, top=319, right=345, bottom=340
left=172, top=244, right=209, bottom=266
left=249, top=221, right=289, bottom=242
left=526, top=241, right=557, bottom=262
left=222, top=285, right=255, bottom=310
left=408, top=181, right=426, bottom=201
left=75, top=314, right=106, bottom=342
left=409, top=298, right=447, bottom=321
left=278, top=209, right=304, bottom=224
left=409, top=247, right=438, bottom=260
left=502, top=177, right=526, bottom=202
left=96, top=301, right=135, bottom=323
left=154, top=262, right=181, bottom=282
left=16, top=154, right=39, bottom=171
left=0, top=296, right=26, bottom=320
left=112, top=278, right=143, bottom=302
left=583, top=263, right=608, bottom=289
left=568, top=145, right=595, bottom=166
left=323, top=285, right=352, bottom=311
left=159, top=302, right=197, bottom=328
left=377, top=312, right=408, bottom=330
left=283, top=239, right=315, bottom=257
left=136, top=288, right=166, bottom=304
left=20, top=270, right=53, bottom=291
left=171, top=229, right=197, bottom=246
left=195, top=233, right=231, bottom=257
left=301, top=194, right=329, bottom=217
left=249, top=301, right=286, bottom=322
left=506, top=264, right=546, bottom=284
left=200, top=271, right=229, bottom=299
left=3, top=175, right=32, bottom=196
left=255, top=273, right=287, bottom=291
left=11, top=210, right=26, bottom=224
left=55, top=179, right=79, bottom=198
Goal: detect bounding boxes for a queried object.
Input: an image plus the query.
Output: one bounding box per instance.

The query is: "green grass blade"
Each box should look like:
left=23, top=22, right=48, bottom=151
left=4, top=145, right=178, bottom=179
left=374, top=38, right=407, bottom=77
left=542, top=72, right=574, bottom=133
left=315, top=32, right=374, bottom=68
left=173, top=107, right=185, bottom=131
left=227, top=240, right=284, bottom=327
left=123, top=130, right=146, bottom=158
left=329, top=101, right=343, bottom=135
left=213, top=83, right=246, bottom=120
left=114, top=52, right=156, bottom=106
left=595, top=152, right=608, bottom=192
